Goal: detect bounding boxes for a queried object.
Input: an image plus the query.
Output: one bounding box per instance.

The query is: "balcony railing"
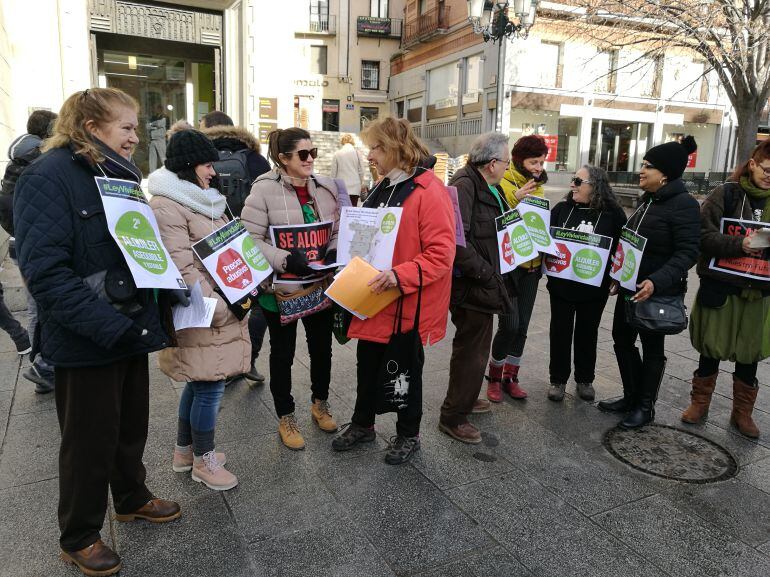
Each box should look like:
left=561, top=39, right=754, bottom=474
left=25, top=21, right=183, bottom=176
left=402, top=6, right=451, bottom=47
left=305, top=14, right=336, bottom=34
left=356, top=16, right=403, bottom=39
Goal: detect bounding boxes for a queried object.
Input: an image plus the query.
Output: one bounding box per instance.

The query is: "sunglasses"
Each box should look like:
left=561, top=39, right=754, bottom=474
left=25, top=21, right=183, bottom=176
left=640, top=162, right=655, bottom=170
left=571, top=176, right=592, bottom=186
left=284, top=148, right=318, bottom=161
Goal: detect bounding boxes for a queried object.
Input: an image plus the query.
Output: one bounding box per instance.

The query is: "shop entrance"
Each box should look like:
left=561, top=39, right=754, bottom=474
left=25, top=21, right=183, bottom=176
left=589, top=120, right=652, bottom=172
left=95, top=35, right=219, bottom=176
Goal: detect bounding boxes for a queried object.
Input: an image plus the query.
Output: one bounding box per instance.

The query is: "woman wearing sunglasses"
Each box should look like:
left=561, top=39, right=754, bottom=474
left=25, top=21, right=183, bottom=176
left=546, top=166, right=626, bottom=402
left=241, top=128, right=340, bottom=450
left=684, top=139, right=770, bottom=438
left=599, top=137, right=700, bottom=429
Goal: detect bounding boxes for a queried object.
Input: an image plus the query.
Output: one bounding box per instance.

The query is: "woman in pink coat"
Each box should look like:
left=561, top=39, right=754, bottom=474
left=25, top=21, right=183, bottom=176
left=331, top=117, right=456, bottom=465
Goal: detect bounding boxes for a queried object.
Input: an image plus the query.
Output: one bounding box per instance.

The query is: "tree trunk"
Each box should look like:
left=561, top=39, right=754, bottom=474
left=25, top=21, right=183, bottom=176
left=733, top=101, right=761, bottom=166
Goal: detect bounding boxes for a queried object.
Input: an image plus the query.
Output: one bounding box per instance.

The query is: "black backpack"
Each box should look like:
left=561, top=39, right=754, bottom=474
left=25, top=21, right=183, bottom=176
left=213, top=148, right=252, bottom=218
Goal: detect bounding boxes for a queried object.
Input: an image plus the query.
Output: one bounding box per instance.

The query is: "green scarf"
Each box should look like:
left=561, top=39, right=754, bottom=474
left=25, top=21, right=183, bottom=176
left=740, top=176, right=770, bottom=222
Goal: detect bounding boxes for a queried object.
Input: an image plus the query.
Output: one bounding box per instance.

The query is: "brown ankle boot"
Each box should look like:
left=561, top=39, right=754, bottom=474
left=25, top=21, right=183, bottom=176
left=681, top=372, right=718, bottom=424
left=60, top=540, right=121, bottom=577
left=731, top=376, right=760, bottom=439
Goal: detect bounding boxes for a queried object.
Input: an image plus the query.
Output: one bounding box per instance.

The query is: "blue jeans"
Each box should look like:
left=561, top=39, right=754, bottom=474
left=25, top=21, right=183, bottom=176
left=177, top=380, right=225, bottom=455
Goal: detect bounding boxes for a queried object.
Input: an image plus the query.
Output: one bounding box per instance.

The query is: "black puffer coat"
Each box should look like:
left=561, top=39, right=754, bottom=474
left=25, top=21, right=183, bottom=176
left=14, top=144, right=168, bottom=367
left=625, top=179, right=700, bottom=296
left=0, top=133, right=43, bottom=235
left=450, top=164, right=515, bottom=314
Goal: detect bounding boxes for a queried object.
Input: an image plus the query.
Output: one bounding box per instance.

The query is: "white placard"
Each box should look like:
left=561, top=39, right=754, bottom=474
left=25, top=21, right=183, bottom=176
left=516, top=196, right=559, bottom=256
left=337, top=206, right=403, bottom=270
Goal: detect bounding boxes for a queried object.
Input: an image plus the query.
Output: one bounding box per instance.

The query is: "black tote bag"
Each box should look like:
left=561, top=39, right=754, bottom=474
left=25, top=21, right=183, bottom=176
left=375, top=265, right=424, bottom=416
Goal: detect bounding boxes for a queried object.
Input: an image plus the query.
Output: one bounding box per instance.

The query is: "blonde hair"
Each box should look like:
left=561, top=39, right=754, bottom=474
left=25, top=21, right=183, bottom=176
left=43, top=88, right=138, bottom=163
left=340, top=133, right=355, bottom=146
left=360, top=117, right=429, bottom=172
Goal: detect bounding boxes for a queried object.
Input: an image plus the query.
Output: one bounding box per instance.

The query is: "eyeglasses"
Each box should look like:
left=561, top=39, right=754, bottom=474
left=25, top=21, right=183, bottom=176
left=752, top=161, right=770, bottom=176
left=640, top=162, right=656, bottom=170
left=284, top=148, right=318, bottom=161
left=491, top=157, right=510, bottom=165
left=571, top=176, right=592, bottom=186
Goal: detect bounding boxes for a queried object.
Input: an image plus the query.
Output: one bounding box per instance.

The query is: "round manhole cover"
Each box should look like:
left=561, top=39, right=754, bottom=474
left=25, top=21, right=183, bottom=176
left=603, top=423, right=738, bottom=483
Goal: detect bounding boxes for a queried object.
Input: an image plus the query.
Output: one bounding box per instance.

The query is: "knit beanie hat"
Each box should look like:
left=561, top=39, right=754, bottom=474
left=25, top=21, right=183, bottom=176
left=164, top=129, right=219, bottom=172
left=511, top=134, right=549, bottom=163
left=643, top=135, right=697, bottom=182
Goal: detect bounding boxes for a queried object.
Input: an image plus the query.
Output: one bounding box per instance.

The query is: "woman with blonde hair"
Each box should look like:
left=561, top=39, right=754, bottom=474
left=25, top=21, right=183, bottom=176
left=331, top=117, right=456, bottom=465
left=331, top=132, right=366, bottom=205
left=14, top=88, right=180, bottom=577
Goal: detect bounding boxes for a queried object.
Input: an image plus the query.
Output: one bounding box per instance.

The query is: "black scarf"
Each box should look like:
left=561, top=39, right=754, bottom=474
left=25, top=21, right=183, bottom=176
left=364, top=167, right=427, bottom=209
left=74, top=137, right=143, bottom=183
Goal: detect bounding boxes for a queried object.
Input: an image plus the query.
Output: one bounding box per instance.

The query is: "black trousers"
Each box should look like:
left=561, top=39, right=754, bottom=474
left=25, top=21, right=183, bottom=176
left=263, top=307, right=333, bottom=417
left=353, top=339, right=422, bottom=437
left=612, top=296, right=665, bottom=365
left=248, top=306, right=267, bottom=363
left=441, top=307, right=494, bottom=427
left=549, top=293, right=609, bottom=385
left=55, top=355, right=154, bottom=553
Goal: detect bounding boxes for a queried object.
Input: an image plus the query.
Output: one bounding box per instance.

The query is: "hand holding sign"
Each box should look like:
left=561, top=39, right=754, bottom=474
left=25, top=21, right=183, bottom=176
left=742, top=230, right=764, bottom=256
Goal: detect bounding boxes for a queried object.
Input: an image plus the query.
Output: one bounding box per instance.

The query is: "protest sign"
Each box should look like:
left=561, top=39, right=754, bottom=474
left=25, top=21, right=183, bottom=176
left=269, top=220, right=334, bottom=284
left=192, top=219, right=272, bottom=304
left=609, top=227, right=648, bottom=291
left=337, top=207, right=402, bottom=270
left=543, top=227, right=613, bottom=287
left=709, top=218, right=770, bottom=281
left=516, top=196, right=558, bottom=256
left=496, top=209, right=538, bottom=274
left=445, top=186, right=466, bottom=247
left=95, top=177, right=186, bottom=289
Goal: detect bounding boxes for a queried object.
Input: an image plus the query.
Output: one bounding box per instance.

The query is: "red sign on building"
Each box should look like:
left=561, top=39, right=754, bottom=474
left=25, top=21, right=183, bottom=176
left=542, top=135, right=559, bottom=163
left=687, top=151, right=697, bottom=168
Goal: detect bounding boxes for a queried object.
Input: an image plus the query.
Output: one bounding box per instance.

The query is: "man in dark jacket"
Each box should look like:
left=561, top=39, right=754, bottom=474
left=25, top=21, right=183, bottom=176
left=1, top=109, right=58, bottom=392
left=200, top=111, right=270, bottom=384
left=439, top=132, right=515, bottom=444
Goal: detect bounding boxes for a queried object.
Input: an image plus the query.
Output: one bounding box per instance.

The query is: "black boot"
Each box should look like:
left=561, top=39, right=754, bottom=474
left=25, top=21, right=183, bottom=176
left=620, top=355, right=667, bottom=429
left=598, top=345, right=642, bottom=412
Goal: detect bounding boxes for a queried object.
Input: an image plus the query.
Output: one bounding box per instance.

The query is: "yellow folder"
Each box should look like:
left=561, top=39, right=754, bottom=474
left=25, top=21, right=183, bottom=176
left=325, top=257, right=401, bottom=319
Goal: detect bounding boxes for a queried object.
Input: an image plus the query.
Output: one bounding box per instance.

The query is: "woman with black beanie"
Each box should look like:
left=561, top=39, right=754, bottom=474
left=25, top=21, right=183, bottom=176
left=598, top=136, right=700, bottom=429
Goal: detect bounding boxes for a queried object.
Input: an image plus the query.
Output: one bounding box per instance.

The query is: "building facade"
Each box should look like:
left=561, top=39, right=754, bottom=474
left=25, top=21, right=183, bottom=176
left=388, top=0, right=737, bottom=182
left=0, top=0, right=404, bottom=176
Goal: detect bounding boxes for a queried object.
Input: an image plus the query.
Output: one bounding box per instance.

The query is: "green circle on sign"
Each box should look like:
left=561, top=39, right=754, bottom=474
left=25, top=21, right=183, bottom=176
left=620, top=249, right=637, bottom=282
left=114, top=211, right=168, bottom=275
left=511, top=224, right=533, bottom=257
left=242, top=235, right=269, bottom=271
left=381, top=212, right=397, bottom=234
left=523, top=212, right=549, bottom=247
left=572, top=248, right=602, bottom=280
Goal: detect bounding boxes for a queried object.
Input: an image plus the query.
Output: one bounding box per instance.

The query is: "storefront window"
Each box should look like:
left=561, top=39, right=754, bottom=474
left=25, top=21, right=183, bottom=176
left=428, top=61, right=459, bottom=108
left=360, top=106, right=379, bottom=129
left=322, top=99, right=340, bottom=131
left=556, top=117, right=580, bottom=172
left=589, top=120, right=651, bottom=172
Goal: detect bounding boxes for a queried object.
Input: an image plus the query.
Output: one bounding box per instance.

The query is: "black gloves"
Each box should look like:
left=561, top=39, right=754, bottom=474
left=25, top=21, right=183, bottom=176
left=324, top=249, right=338, bottom=265
left=168, top=288, right=191, bottom=307
left=284, top=249, right=315, bottom=277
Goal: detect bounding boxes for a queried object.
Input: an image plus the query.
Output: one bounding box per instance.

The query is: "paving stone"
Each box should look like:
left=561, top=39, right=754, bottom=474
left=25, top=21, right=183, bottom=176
left=0, top=408, right=60, bottom=489
left=9, top=378, right=56, bottom=416
left=247, top=517, right=396, bottom=577
left=414, top=545, right=535, bottom=577
left=664, top=479, right=770, bottom=547
left=446, top=473, right=664, bottom=577
left=0, top=390, right=12, bottom=449
left=317, top=452, right=491, bottom=575
left=593, top=493, right=770, bottom=577
left=738, top=456, right=770, bottom=495
left=0, top=352, right=21, bottom=392
left=0, top=479, right=62, bottom=577
left=113, top=492, right=255, bottom=577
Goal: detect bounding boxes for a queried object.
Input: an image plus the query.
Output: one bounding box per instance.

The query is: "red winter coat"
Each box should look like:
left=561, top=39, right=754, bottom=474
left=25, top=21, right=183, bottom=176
left=348, top=169, right=456, bottom=345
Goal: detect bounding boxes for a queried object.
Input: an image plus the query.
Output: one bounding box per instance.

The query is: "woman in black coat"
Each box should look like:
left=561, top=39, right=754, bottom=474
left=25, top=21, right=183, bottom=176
left=598, top=136, right=701, bottom=428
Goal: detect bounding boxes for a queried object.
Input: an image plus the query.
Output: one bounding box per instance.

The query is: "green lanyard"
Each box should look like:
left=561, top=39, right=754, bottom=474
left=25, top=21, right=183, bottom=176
left=487, top=184, right=506, bottom=214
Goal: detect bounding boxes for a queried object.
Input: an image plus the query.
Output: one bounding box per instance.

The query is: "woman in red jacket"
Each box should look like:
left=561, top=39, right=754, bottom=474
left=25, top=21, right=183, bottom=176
left=331, top=117, right=456, bottom=465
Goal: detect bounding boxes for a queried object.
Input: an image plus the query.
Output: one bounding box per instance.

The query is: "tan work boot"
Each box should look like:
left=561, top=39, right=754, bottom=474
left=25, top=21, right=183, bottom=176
left=172, top=445, right=226, bottom=473
left=731, top=376, right=760, bottom=439
left=311, top=399, right=338, bottom=432
left=681, top=372, right=718, bottom=424
left=279, top=413, right=306, bottom=450
left=191, top=451, right=238, bottom=491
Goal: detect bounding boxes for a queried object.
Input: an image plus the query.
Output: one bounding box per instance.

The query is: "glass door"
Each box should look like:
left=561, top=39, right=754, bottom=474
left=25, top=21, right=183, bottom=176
left=589, top=120, right=652, bottom=172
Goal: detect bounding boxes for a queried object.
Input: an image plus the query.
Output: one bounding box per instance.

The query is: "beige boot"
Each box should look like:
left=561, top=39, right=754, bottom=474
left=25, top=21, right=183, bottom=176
left=311, top=399, right=338, bottom=432
left=191, top=451, right=238, bottom=491
left=279, top=413, right=306, bottom=450
left=731, top=377, right=760, bottom=439
left=172, top=445, right=226, bottom=473
left=681, top=372, right=718, bottom=424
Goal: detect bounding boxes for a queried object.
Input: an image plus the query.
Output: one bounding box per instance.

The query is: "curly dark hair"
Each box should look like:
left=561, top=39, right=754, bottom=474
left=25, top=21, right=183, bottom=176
left=568, top=165, right=620, bottom=212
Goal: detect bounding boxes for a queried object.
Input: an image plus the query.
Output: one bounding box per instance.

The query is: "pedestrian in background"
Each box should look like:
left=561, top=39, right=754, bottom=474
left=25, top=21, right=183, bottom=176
left=241, top=127, right=340, bottom=451
left=684, top=139, right=770, bottom=438
left=331, top=133, right=366, bottom=206
left=201, top=110, right=270, bottom=386
left=14, top=87, right=180, bottom=577
left=489, top=134, right=550, bottom=400
left=150, top=129, right=250, bottom=490
left=147, top=104, right=168, bottom=172
left=439, top=132, right=514, bottom=444
left=332, top=117, right=455, bottom=464
left=546, top=165, right=626, bottom=402
left=600, top=136, right=700, bottom=429
left=1, top=108, right=58, bottom=392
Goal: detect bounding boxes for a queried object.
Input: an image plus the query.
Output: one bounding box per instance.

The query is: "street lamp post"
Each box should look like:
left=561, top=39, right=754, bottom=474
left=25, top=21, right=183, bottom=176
left=466, top=0, right=539, bottom=133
